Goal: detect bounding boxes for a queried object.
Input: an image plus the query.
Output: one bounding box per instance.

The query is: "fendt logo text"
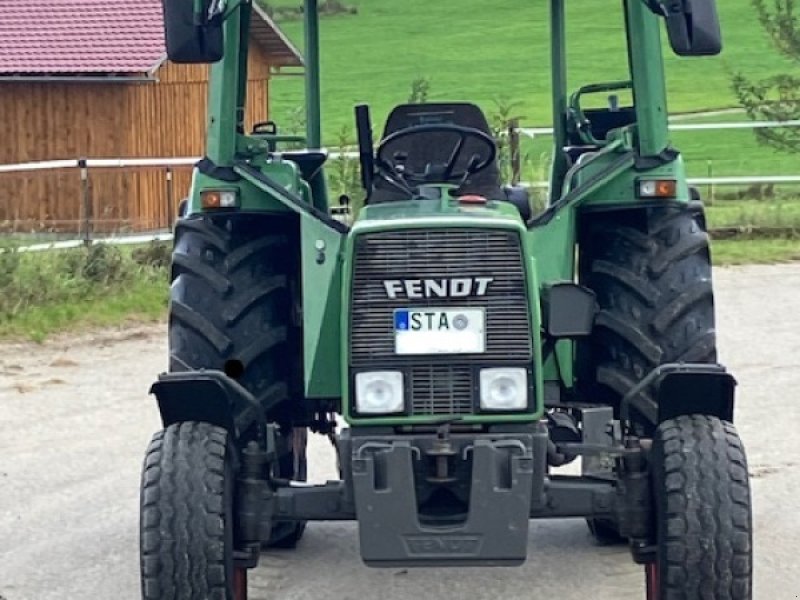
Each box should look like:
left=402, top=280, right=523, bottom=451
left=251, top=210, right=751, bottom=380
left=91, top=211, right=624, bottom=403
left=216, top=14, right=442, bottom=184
left=383, top=278, right=494, bottom=300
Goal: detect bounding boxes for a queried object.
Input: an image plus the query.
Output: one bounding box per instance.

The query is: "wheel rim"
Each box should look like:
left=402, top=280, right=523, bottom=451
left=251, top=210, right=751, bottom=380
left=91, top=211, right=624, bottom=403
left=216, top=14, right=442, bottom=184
left=234, top=567, right=248, bottom=600
left=645, top=562, right=659, bottom=600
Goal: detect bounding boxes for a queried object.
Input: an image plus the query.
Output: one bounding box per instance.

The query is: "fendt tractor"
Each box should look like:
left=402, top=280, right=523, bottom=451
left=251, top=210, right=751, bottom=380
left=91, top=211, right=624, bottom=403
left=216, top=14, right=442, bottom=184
left=140, top=1, right=753, bottom=599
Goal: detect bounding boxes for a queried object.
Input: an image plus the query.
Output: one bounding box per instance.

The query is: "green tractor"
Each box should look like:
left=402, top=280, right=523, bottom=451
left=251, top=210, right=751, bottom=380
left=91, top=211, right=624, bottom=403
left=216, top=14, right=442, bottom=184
left=141, top=1, right=752, bottom=599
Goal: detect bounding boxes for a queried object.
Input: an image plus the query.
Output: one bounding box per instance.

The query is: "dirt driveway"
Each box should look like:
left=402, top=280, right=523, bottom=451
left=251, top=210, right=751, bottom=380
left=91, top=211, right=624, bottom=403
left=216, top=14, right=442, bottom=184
left=1, top=264, right=799, bottom=599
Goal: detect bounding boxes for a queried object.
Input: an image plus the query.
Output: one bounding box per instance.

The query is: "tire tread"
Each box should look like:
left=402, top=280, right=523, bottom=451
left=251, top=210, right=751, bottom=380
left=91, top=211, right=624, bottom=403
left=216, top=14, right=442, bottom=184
left=169, top=215, right=296, bottom=413
left=583, top=207, right=716, bottom=416
left=654, top=415, right=752, bottom=599
left=140, top=422, right=232, bottom=600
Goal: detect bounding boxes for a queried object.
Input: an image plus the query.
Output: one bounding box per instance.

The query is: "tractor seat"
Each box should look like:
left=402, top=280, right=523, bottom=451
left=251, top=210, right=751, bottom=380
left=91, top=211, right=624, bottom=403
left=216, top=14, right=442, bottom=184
left=502, top=186, right=532, bottom=221
left=281, top=150, right=328, bottom=182
left=370, top=103, right=503, bottom=204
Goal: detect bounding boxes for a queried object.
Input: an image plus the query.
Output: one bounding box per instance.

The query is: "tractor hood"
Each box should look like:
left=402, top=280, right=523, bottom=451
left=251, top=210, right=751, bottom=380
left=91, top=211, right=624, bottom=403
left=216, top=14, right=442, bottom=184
left=354, top=197, right=524, bottom=228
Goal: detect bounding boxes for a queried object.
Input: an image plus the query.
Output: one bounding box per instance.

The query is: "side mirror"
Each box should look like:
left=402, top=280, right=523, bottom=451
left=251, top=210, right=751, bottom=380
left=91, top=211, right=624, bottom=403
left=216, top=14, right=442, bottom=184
left=162, top=0, right=224, bottom=64
left=661, top=0, right=722, bottom=57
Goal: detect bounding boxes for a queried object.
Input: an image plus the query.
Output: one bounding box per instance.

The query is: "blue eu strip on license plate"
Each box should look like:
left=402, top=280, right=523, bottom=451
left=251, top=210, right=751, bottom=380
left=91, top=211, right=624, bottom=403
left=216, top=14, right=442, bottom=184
left=394, top=308, right=485, bottom=355
left=395, top=310, right=410, bottom=331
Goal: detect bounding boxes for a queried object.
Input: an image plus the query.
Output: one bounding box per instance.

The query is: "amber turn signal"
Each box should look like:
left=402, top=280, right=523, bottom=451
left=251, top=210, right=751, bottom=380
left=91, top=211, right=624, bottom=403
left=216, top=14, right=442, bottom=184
left=200, top=189, right=239, bottom=209
left=637, top=179, right=677, bottom=199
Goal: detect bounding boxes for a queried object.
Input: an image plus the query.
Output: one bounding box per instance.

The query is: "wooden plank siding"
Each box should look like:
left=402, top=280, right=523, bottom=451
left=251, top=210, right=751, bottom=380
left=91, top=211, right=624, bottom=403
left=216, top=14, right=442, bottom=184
left=0, top=43, right=271, bottom=233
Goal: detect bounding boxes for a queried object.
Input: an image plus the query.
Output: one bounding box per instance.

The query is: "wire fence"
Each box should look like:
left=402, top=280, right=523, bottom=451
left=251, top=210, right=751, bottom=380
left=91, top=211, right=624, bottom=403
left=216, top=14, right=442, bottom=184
left=1, top=119, right=799, bottom=250
left=0, top=159, right=195, bottom=245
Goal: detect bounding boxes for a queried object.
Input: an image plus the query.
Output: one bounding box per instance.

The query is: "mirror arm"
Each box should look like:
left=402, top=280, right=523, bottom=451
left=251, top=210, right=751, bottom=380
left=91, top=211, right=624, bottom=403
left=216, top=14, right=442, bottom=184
left=197, top=0, right=245, bottom=26
left=642, top=0, right=681, bottom=18
left=216, top=0, right=248, bottom=23
left=208, top=0, right=225, bottom=20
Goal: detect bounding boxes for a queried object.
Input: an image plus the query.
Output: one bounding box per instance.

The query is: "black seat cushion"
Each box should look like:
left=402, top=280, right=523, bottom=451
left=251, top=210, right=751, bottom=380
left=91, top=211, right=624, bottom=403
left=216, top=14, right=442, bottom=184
left=370, top=103, right=503, bottom=203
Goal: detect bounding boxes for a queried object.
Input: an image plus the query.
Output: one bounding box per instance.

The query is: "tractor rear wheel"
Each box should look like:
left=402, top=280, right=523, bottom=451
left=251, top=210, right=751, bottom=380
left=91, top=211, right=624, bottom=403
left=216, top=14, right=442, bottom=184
left=140, top=422, right=237, bottom=600
left=581, top=204, right=715, bottom=542
left=169, top=214, right=297, bottom=414
left=581, top=204, right=716, bottom=423
left=649, top=415, right=752, bottom=599
left=169, top=214, right=306, bottom=548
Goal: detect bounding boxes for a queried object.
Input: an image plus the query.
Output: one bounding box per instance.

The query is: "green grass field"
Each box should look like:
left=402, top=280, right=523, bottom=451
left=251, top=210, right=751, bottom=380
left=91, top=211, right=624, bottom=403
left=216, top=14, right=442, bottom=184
left=517, top=111, right=800, bottom=181
left=711, top=238, right=800, bottom=265
left=0, top=243, right=169, bottom=341
left=265, top=0, right=795, bottom=141
left=706, top=198, right=800, bottom=229
left=1, top=280, right=166, bottom=342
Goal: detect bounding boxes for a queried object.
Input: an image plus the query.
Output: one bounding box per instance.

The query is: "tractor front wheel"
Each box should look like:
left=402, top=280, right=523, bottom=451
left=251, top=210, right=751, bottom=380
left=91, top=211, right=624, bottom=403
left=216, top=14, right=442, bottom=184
left=140, top=422, right=239, bottom=600
left=649, top=415, right=752, bottom=600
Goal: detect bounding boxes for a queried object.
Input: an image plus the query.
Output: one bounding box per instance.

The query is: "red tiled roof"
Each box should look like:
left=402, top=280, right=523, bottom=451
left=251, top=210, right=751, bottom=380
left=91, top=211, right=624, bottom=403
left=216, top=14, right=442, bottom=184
left=0, top=0, right=303, bottom=76
left=0, top=0, right=165, bottom=74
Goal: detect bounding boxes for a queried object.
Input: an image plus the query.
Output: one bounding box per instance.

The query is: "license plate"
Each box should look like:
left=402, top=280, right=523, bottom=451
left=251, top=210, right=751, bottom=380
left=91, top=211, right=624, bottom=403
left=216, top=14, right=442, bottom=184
left=394, top=308, right=485, bottom=355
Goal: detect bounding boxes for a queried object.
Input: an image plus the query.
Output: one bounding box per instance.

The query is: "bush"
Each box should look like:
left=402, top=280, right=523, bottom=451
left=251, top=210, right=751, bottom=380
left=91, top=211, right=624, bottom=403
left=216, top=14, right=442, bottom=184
left=82, top=244, right=130, bottom=284
left=132, top=242, right=172, bottom=270
left=0, top=242, right=20, bottom=289
left=0, top=243, right=169, bottom=324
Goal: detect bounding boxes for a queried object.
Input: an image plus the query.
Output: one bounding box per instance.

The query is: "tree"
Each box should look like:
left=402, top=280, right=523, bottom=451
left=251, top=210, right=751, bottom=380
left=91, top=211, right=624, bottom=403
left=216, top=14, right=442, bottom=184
left=732, top=0, right=800, bottom=152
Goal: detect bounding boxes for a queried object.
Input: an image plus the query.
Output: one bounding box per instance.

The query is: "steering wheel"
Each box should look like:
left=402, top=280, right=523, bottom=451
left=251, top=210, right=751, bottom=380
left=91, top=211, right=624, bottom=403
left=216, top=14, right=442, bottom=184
left=375, top=124, right=497, bottom=190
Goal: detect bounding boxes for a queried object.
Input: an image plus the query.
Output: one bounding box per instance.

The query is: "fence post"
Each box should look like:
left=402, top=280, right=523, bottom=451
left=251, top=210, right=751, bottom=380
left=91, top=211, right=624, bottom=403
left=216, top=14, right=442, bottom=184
left=78, top=158, right=92, bottom=246
left=166, top=167, right=174, bottom=232
left=509, top=119, right=521, bottom=186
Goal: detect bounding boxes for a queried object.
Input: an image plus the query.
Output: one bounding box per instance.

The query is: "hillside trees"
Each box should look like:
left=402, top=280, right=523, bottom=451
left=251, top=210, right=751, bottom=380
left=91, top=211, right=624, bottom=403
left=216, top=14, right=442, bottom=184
left=732, top=0, right=800, bottom=152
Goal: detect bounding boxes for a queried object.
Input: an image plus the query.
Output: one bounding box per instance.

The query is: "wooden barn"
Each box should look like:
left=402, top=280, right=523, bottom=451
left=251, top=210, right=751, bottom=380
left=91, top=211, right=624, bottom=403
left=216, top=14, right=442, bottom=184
left=0, top=0, right=303, bottom=234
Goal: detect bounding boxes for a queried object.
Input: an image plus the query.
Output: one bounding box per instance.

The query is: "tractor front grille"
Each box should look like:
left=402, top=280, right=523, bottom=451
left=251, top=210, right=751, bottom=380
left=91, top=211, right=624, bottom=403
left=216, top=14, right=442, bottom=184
left=350, top=228, right=532, bottom=417
left=409, top=365, right=475, bottom=416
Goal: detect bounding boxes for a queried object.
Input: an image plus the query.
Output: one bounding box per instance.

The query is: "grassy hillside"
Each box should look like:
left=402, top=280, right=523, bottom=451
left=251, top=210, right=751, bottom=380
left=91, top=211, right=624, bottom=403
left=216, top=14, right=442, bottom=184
left=518, top=111, right=800, bottom=179
left=265, top=0, right=795, bottom=140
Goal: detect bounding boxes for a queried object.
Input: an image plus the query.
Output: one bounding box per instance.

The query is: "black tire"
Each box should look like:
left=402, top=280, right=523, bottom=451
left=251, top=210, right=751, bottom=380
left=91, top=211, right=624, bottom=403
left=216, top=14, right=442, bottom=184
left=169, top=214, right=299, bottom=418
left=140, top=422, right=235, bottom=600
left=581, top=206, right=716, bottom=424
left=651, top=415, right=752, bottom=599
left=169, top=214, right=307, bottom=549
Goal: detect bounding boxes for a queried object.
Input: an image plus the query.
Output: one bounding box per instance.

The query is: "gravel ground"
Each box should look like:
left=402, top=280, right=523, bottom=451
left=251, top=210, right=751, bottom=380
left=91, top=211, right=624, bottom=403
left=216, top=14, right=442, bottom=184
left=1, top=264, right=799, bottom=600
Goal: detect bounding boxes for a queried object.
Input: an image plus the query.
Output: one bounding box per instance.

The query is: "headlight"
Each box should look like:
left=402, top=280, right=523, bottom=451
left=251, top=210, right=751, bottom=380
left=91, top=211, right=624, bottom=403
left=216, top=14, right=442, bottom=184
left=479, top=368, right=528, bottom=411
left=355, top=371, right=405, bottom=415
